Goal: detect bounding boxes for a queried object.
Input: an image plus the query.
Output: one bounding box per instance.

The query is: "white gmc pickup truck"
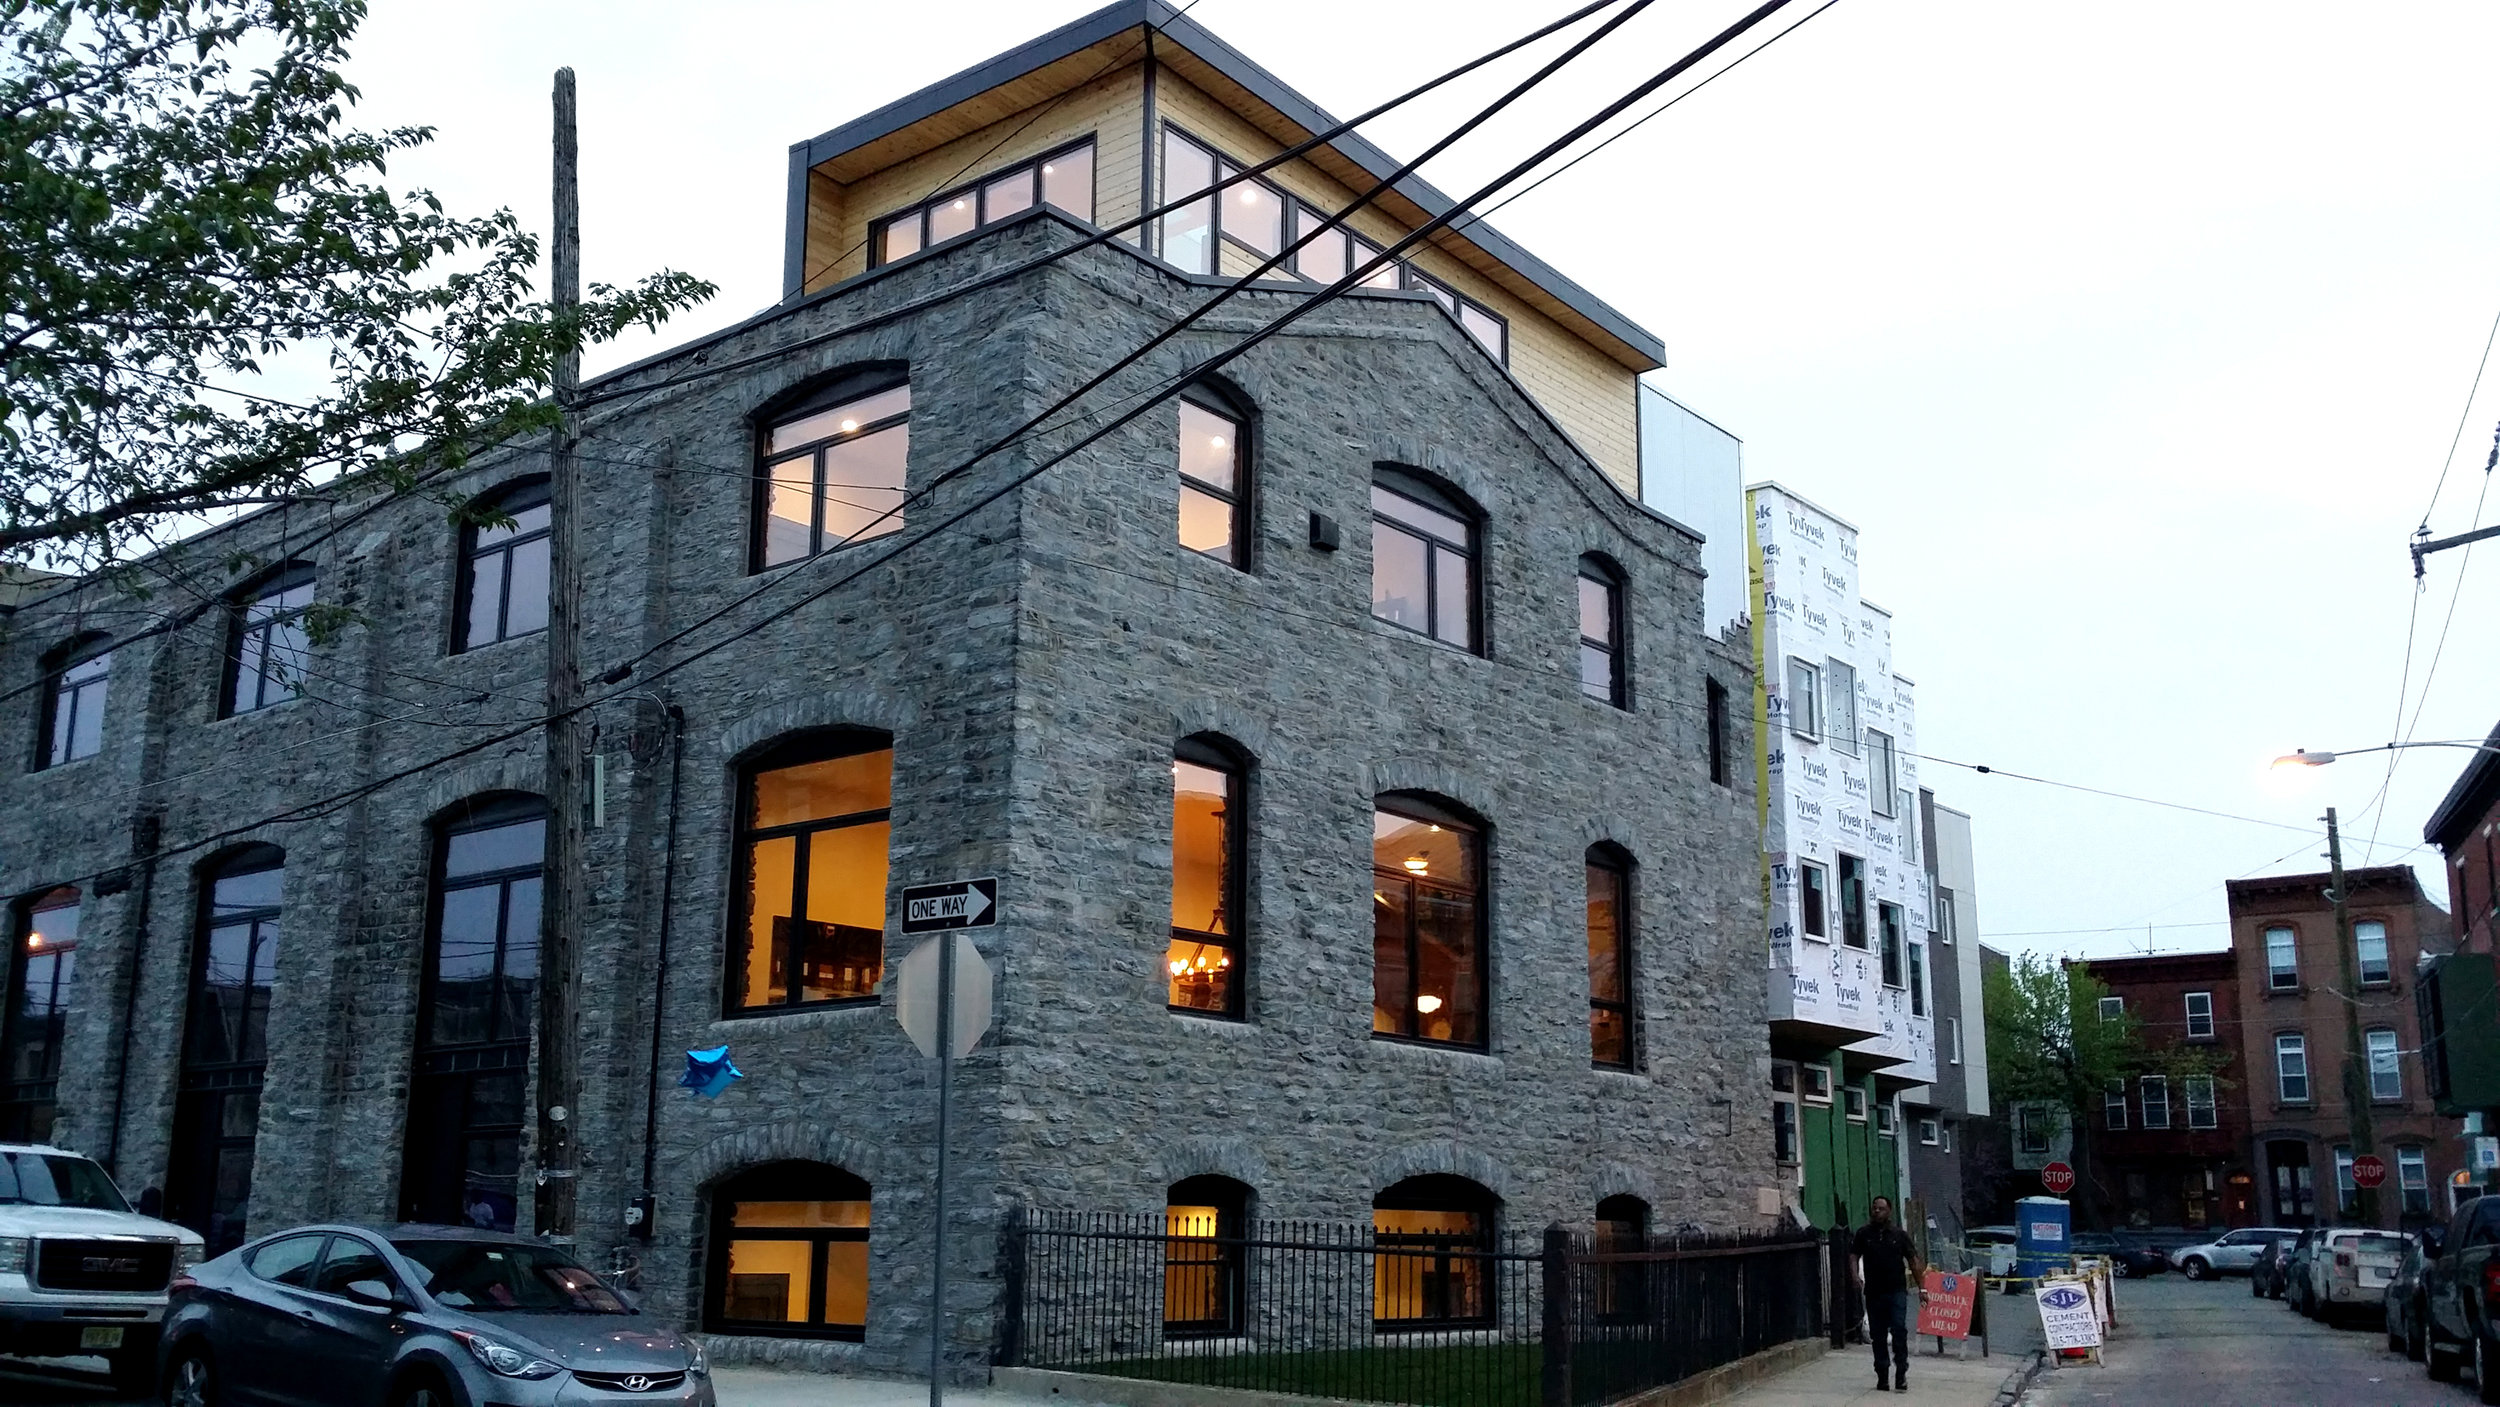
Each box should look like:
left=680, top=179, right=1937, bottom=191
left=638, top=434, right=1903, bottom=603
left=0, top=1141, right=202, bottom=1392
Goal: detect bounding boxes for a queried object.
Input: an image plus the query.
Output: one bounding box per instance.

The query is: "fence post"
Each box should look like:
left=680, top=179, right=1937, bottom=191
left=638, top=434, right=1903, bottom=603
left=1826, top=1225, right=1850, bottom=1348
left=1542, top=1224, right=1573, bottom=1407
left=995, top=1204, right=1028, bottom=1367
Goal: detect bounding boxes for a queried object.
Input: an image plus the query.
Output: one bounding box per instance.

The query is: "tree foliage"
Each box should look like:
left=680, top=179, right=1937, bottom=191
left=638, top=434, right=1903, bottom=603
left=0, top=0, right=715, bottom=566
left=1987, top=952, right=2234, bottom=1122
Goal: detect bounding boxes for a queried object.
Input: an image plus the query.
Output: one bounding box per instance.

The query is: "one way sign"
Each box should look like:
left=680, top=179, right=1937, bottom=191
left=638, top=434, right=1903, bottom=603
left=901, top=878, right=999, bottom=933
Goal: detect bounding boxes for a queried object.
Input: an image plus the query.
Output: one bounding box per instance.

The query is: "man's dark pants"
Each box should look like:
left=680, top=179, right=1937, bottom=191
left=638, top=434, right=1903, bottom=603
left=1868, top=1289, right=1911, bottom=1381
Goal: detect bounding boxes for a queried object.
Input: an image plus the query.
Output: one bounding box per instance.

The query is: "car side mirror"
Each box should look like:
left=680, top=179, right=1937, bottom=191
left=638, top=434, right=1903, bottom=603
left=343, top=1279, right=401, bottom=1310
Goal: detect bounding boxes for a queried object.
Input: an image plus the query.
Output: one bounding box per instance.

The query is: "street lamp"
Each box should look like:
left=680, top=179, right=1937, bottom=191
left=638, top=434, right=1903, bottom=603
left=2274, top=741, right=2500, bottom=769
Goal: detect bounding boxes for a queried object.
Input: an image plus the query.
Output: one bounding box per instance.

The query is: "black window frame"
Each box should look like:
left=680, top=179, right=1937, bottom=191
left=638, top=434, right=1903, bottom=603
left=1586, top=845, right=1635, bottom=1070
left=1156, top=124, right=1294, bottom=278
left=1370, top=467, right=1482, bottom=653
left=0, top=885, right=79, bottom=1144
left=1168, top=735, right=1248, bottom=1021
left=168, top=844, right=284, bottom=1255
left=704, top=1160, right=872, bottom=1341
left=1908, top=936, right=1926, bottom=1017
left=1798, top=860, right=1829, bottom=940
left=1371, top=793, right=1489, bottom=1052
left=1706, top=677, right=1731, bottom=786
left=1878, top=901, right=1905, bottom=988
left=35, top=634, right=111, bottom=771
left=452, top=477, right=552, bottom=653
left=1175, top=386, right=1252, bottom=570
left=1576, top=556, right=1626, bottom=708
left=1165, top=1175, right=1251, bottom=1339
left=751, top=368, right=913, bottom=572
left=1372, top=1175, right=1499, bottom=1330
left=868, top=135, right=1098, bottom=268
left=1837, top=854, right=1869, bottom=950
left=725, top=729, right=895, bottom=1017
left=224, top=566, right=315, bottom=717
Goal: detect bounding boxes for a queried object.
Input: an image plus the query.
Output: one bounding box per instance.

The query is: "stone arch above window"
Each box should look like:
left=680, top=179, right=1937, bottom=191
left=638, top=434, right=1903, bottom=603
left=753, top=363, right=911, bottom=571
left=716, top=691, right=914, bottom=760
left=705, top=1160, right=872, bottom=1341
left=452, top=476, right=551, bottom=653
left=1368, top=1141, right=1509, bottom=1198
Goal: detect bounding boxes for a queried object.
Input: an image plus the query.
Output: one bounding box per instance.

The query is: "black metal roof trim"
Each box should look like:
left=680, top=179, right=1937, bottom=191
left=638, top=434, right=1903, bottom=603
left=783, top=0, right=1665, bottom=367
left=2424, top=718, right=2500, bottom=850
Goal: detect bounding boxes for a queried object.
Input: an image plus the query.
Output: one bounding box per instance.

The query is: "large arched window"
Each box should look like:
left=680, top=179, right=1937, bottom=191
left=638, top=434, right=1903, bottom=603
left=755, top=369, right=910, bottom=570
left=1373, top=1175, right=1497, bottom=1327
left=401, top=796, right=544, bottom=1231
left=1168, top=736, right=1246, bottom=1018
left=1586, top=845, right=1634, bottom=1069
left=706, top=1161, right=871, bottom=1340
left=1166, top=1175, right=1250, bottom=1337
left=225, top=566, right=314, bottom=716
left=1177, top=387, right=1250, bottom=568
left=1576, top=555, right=1626, bottom=708
left=37, top=634, right=111, bottom=769
left=0, top=886, right=80, bottom=1142
left=1371, top=468, right=1479, bottom=652
left=728, top=731, right=893, bottom=1014
left=455, top=479, right=551, bottom=651
left=1372, top=795, right=1486, bottom=1049
left=170, top=846, right=283, bottom=1253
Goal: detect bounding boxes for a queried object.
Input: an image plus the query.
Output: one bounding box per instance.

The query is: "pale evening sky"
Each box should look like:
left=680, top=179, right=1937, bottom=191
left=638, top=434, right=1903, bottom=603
left=341, top=0, right=2500, bottom=963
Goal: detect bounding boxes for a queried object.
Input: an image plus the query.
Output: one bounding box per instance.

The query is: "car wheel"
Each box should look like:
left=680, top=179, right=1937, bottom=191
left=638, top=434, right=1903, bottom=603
left=2478, top=1334, right=2500, bottom=1404
left=164, top=1349, right=216, bottom=1407
left=110, top=1346, right=158, bottom=1397
left=392, top=1371, right=456, bottom=1407
left=2434, top=1328, right=2465, bottom=1382
left=2391, top=1305, right=2408, bottom=1353
left=2113, top=1259, right=2131, bottom=1279
left=2414, top=1304, right=2431, bottom=1362
left=2184, top=1256, right=2211, bottom=1281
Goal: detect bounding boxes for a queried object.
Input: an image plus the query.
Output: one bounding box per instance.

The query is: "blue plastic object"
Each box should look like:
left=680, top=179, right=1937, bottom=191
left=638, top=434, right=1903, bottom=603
left=680, top=1045, right=744, bottom=1098
left=2015, top=1195, right=2071, bottom=1280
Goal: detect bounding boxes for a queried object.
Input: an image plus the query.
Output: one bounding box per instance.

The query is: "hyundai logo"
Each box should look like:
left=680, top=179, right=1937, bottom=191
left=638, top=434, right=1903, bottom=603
left=620, top=1376, right=652, bottom=1392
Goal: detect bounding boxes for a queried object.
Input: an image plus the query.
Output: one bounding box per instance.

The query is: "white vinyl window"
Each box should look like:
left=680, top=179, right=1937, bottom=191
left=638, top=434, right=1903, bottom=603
left=2140, top=1075, right=2170, bottom=1130
left=1918, top=1117, right=1940, bottom=1146
left=2098, top=995, right=2124, bottom=1022
left=2185, top=1076, right=2217, bottom=1129
left=2356, top=921, right=2391, bottom=986
left=2276, top=1032, right=2310, bottom=1104
left=2368, top=1027, right=2402, bottom=1102
left=1949, top=1015, right=1963, bottom=1065
left=1802, top=1063, right=1833, bottom=1104
left=2104, top=1080, right=2127, bottom=1131
left=2266, top=926, right=2298, bottom=991
left=2184, top=991, right=2214, bottom=1040
left=1786, top=658, right=1821, bottom=741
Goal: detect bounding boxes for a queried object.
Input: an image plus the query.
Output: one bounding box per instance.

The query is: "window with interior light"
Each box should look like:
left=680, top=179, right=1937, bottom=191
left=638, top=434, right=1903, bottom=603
left=728, top=731, right=893, bottom=1015
left=1176, top=389, right=1249, bottom=567
left=1371, top=469, right=1479, bottom=651
left=1576, top=557, right=1625, bottom=707
left=755, top=369, right=911, bottom=570
left=454, top=478, right=550, bottom=651
left=1168, top=737, right=1245, bottom=1019
left=1371, top=796, right=1485, bottom=1049
left=1373, top=1176, right=1497, bottom=1328
left=870, top=137, right=1095, bottom=266
left=706, top=1161, right=870, bottom=1340
left=225, top=567, right=313, bottom=715
left=0, top=886, right=79, bottom=1143
left=1165, top=1176, right=1249, bottom=1337
left=1586, top=846, right=1634, bottom=1068
left=36, top=635, right=110, bottom=769
left=1159, top=127, right=1286, bottom=277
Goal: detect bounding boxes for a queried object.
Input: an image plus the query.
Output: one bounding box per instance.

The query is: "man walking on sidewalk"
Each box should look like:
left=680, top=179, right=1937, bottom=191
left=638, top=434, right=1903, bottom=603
left=1853, top=1195, right=1921, bottom=1393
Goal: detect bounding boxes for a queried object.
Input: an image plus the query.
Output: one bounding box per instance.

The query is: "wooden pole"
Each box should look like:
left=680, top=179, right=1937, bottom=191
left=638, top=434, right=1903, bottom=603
left=534, top=65, right=585, bottom=1243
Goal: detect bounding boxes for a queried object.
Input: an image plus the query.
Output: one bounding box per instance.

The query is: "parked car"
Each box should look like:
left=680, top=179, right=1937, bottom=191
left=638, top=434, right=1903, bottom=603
left=2423, top=1197, right=2500, bottom=1399
left=160, top=1223, right=715, bottom=1407
left=2283, top=1229, right=2323, bottom=1313
left=1966, top=1225, right=2018, bottom=1277
left=2251, top=1236, right=2291, bottom=1299
left=2296, top=1228, right=2408, bottom=1321
left=2172, top=1226, right=2300, bottom=1279
left=2387, top=1227, right=2443, bottom=1360
left=0, top=1141, right=204, bottom=1394
left=2072, top=1232, right=2168, bottom=1278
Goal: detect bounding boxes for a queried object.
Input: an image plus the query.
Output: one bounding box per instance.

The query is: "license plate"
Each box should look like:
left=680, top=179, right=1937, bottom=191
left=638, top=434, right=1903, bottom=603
left=79, top=1326, right=124, bottom=1350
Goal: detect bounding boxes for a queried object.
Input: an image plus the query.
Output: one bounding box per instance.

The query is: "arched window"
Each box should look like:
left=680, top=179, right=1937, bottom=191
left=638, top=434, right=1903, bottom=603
left=1169, top=736, right=1246, bottom=1018
left=1576, top=556, right=1625, bottom=707
left=170, top=846, right=283, bottom=1253
left=401, top=796, right=544, bottom=1231
left=1586, top=845, right=1634, bottom=1069
left=755, top=369, right=910, bottom=570
left=37, top=635, right=111, bottom=768
left=455, top=479, right=551, bottom=651
left=1177, top=387, right=1249, bottom=568
left=707, top=1161, right=871, bottom=1340
left=1166, top=1175, right=1250, bottom=1337
left=1372, top=795, right=1485, bottom=1049
left=226, top=566, right=314, bottom=716
left=729, top=731, right=893, bottom=1014
left=0, top=886, right=80, bottom=1142
left=1595, top=1194, right=1650, bottom=1321
left=1371, top=469, right=1479, bottom=652
left=1373, top=1175, right=1497, bottom=1327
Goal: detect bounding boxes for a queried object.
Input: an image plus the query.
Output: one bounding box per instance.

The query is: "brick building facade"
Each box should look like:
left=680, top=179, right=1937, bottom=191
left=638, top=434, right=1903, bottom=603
left=2077, top=951, right=2253, bottom=1231
left=0, top=2, right=1774, bottom=1377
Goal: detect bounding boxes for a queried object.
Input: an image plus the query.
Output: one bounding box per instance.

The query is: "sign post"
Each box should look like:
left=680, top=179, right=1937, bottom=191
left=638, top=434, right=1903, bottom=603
left=2352, top=1154, right=2388, bottom=1190
left=896, top=880, right=999, bottom=1407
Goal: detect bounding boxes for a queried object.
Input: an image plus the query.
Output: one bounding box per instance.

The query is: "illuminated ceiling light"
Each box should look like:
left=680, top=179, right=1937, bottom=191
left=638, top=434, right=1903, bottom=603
left=1403, top=856, right=1429, bottom=874
left=24, top=935, right=39, bottom=950
left=1210, top=437, right=1228, bottom=450
left=1169, top=960, right=1187, bottom=976
left=1416, top=994, right=1444, bottom=1014
left=953, top=199, right=968, bottom=210
left=839, top=419, right=859, bottom=432
left=1043, top=164, right=1056, bottom=174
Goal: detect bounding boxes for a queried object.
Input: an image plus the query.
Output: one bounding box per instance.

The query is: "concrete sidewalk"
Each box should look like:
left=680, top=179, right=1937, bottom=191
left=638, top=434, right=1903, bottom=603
left=711, top=1369, right=1050, bottom=1407
left=1702, top=1341, right=2031, bottom=1407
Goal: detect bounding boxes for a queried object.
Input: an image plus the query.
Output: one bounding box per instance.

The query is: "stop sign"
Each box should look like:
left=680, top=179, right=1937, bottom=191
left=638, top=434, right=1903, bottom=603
left=2041, top=1161, right=2077, bottom=1195
left=2353, top=1154, right=2388, bottom=1189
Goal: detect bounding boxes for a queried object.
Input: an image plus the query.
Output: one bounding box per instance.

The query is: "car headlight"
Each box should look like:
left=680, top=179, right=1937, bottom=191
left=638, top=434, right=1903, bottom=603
left=453, top=1330, right=563, bottom=1380
left=0, top=1238, right=27, bottom=1275
left=687, top=1338, right=709, bottom=1378
left=174, top=1242, right=205, bottom=1272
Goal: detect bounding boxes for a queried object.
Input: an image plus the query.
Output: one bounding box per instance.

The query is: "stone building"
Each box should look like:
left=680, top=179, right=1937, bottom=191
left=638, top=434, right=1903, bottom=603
left=0, top=0, right=1771, bottom=1377
left=2228, top=867, right=2459, bottom=1232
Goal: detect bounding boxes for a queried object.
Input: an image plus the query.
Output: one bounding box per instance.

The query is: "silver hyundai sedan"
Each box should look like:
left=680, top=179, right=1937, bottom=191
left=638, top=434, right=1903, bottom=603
left=158, top=1223, right=714, bottom=1406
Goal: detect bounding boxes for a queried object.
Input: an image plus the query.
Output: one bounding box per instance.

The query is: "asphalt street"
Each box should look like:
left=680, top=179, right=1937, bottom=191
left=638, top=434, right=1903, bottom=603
left=2020, top=1271, right=2474, bottom=1407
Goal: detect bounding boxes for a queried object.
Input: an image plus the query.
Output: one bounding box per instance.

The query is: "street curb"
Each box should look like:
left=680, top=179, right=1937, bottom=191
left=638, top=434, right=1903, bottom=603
left=1989, top=1350, right=2045, bottom=1406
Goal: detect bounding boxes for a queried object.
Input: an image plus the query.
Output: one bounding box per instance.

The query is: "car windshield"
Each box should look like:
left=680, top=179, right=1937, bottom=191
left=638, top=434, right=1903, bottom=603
left=0, top=1151, right=130, bottom=1211
left=391, top=1240, right=631, bottom=1315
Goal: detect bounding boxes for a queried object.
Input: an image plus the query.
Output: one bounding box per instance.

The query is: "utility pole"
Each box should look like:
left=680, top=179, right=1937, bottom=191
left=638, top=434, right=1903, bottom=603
left=534, top=66, right=585, bottom=1244
left=2325, top=807, right=2376, bottom=1226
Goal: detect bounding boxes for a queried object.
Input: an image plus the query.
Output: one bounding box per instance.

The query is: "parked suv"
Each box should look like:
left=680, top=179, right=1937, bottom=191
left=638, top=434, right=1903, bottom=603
left=2423, top=1197, right=2500, bottom=1399
left=2172, top=1226, right=2299, bottom=1279
left=2298, top=1228, right=2407, bottom=1320
left=0, top=1141, right=203, bottom=1392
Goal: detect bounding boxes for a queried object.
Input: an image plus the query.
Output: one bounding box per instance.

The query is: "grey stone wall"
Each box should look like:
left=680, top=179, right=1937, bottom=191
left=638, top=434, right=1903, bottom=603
left=0, top=210, right=1768, bottom=1378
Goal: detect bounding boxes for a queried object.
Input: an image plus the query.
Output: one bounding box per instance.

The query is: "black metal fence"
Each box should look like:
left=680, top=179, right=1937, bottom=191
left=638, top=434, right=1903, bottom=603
left=998, top=1210, right=1822, bottom=1407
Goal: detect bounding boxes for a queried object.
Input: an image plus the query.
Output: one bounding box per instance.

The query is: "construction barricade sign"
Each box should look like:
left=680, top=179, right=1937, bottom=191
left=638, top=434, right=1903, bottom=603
left=2035, top=1279, right=2104, bottom=1351
left=1917, top=1269, right=1976, bottom=1339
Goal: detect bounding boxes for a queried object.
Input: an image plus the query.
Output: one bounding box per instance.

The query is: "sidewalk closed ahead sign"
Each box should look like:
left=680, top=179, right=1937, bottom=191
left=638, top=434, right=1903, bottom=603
left=1916, top=1270, right=1975, bottom=1340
